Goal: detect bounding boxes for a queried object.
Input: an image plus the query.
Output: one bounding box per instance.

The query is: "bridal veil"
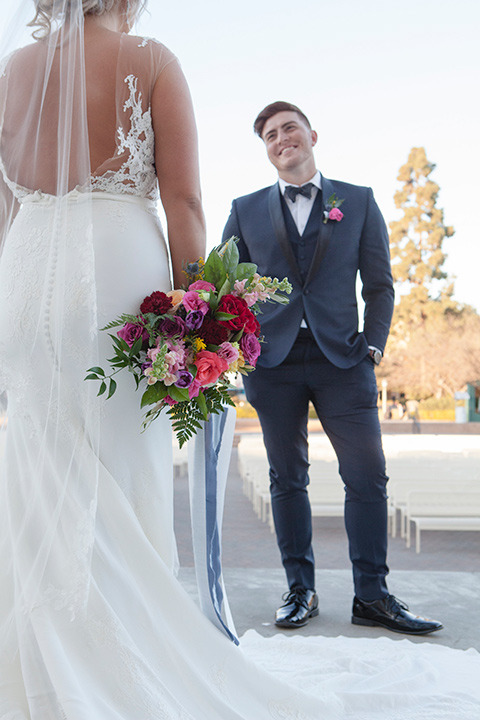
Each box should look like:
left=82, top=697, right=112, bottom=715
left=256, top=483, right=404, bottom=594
left=0, top=0, right=154, bottom=675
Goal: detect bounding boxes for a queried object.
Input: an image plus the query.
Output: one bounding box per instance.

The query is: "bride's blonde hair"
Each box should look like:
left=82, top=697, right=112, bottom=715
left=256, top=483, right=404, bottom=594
left=28, top=0, right=147, bottom=38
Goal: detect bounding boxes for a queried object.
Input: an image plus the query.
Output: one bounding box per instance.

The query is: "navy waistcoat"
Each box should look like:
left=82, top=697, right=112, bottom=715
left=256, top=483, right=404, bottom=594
left=281, top=192, right=323, bottom=284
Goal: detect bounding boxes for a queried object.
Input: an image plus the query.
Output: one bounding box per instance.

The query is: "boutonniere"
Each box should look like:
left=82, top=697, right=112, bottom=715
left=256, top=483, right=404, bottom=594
left=323, top=193, right=345, bottom=224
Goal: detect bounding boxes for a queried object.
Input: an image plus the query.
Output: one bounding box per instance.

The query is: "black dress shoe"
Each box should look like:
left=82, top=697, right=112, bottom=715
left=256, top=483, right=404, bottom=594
left=275, top=588, right=319, bottom=628
left=352, top=594, right=443, bottom=635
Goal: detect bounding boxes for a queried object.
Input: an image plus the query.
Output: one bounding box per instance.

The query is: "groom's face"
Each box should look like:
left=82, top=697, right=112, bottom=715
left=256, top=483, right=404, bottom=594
left=261, top=111, right=317, bottom=178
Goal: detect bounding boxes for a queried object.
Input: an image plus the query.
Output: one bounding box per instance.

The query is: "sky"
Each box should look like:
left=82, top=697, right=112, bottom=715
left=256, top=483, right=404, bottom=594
left=1, top=0, right=479, bottom=310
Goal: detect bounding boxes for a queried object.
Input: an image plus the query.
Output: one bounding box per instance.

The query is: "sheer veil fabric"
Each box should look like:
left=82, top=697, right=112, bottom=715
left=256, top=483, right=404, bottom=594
left=1, top=2, right=480, bottom=720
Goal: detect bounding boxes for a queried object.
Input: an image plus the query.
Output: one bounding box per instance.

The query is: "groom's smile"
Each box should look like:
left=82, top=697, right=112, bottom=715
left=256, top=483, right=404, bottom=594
left=261, top=110, right=318, bottom=182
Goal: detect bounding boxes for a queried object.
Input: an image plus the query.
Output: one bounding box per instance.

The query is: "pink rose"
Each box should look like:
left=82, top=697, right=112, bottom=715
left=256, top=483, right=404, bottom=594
left=182, top=290, right=209, bottom=315
left=328, top=208, right=343, bottom=222
left=217, top=342, right=239, bottom=365
left=194, top=350, right=229, bottom=386
left=189, top=280, right=216, bottom=292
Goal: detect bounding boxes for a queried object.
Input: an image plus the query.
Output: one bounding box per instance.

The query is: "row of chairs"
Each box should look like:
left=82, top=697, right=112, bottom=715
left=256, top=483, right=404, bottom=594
left=237, top=439, right=480, bottom=553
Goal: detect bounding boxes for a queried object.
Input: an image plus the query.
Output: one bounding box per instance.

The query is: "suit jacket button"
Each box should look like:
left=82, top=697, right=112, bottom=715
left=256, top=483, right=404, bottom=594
left=304, top=289, right=310, bottom=295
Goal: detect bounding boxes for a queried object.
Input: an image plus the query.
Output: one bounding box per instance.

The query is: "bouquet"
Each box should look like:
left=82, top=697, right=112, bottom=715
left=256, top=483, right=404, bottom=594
left=85, top=238, right=291, bottom=446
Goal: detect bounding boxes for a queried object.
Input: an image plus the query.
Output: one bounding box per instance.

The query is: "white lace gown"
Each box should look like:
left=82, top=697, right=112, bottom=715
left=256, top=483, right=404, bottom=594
left=0, top=35, right=479, bottom=720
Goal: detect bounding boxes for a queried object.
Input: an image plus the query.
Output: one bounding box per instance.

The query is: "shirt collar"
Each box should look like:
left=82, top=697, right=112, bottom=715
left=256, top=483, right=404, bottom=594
left=278, top=170, right=321, bottom=196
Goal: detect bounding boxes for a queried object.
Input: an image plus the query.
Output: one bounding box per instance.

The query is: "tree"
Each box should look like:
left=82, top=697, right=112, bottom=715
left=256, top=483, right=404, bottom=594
left=379, top=148, right=480, bottom=399
left=379, top=308, right=480, bottom=400
left=389, top=147, right=454, bottom=321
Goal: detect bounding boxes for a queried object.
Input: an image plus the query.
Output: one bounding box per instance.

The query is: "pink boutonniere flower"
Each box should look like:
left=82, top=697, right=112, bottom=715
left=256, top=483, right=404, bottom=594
left=323, top=193, right=345, bottom=224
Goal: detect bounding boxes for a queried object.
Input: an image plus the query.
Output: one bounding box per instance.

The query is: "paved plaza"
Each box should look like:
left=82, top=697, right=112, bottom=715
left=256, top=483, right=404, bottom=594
left=2, top=421, right=479, bottom=651
left=174, top=428, right=480, bottom=651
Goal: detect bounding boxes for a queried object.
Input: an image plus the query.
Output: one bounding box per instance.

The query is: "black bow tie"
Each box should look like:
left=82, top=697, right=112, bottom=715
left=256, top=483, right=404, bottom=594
left=284, top=183, right=314, bottom=203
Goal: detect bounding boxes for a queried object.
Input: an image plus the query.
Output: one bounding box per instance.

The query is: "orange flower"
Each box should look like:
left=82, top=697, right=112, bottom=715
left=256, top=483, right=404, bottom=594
left=166, top=289, right=186, bottom=310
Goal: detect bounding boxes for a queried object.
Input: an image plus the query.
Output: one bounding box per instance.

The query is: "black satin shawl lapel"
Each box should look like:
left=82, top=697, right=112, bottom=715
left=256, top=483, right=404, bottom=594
left=268, top=184, right=303, bottom=286
left=304, top=176, right=334, bottom=287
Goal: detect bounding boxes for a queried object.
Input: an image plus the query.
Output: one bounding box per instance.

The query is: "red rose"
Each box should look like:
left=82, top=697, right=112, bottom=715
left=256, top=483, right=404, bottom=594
left=216, top=294, right=260, bottom=337
left=140, top=291, right=173, bottom=315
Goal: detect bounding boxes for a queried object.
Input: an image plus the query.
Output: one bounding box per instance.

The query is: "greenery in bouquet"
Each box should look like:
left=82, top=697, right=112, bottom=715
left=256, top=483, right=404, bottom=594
left=85, top=237, right=291, bottom=446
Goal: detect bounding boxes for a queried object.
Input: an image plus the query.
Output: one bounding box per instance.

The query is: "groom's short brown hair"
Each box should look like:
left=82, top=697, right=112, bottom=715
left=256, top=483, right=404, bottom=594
left=254, top=101, right=312, bottom=138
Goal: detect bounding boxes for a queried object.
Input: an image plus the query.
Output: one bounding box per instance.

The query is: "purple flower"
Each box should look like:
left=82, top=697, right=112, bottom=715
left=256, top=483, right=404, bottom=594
left=174, top=370, right=194, bottom=388
left=240, top=333, right=262, bottom=367
left=158, top=316, right=187, bottom=339
left=118, top=322, right=149, bottom=348
left=141, top=360, right=153, bottom=373
left=185, top=310, right=204, bottom=331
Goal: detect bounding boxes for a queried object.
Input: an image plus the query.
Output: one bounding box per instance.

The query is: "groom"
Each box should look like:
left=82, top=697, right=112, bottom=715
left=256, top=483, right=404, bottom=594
left=222, top=101, right=442, bottom=635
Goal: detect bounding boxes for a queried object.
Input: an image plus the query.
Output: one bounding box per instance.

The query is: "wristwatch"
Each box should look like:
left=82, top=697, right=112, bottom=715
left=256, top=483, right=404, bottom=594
left=369, top=347, right=382, bottom=365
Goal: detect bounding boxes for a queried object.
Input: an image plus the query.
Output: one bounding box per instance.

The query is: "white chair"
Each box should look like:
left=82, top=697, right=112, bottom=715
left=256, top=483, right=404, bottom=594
left=405, top=489, right=480, bottom=553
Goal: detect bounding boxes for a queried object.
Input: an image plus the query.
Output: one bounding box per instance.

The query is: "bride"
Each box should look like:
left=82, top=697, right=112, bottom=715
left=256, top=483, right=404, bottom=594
left=0, top=1, right=478, bottom=718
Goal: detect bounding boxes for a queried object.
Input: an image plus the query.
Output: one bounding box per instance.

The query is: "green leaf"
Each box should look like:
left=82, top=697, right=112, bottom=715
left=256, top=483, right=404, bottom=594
left=167, top=385, right=190, bottom=402
left=195, top=391, right=209, bottom=420
left=85, top=373, right=100, bottom=381
left=234, top=262, right=258, bottom=281
left=101, top=318, right=126, bottom=331
left=268, top=293, right=290, bottom=305
left=107, top=378, right=117, bottom=399
left=230, top=330, right=243, bottom=343
left=87, top=366, right=105, bottom=376
left=110, top=334, right=130, bottom=352
left=217, top=277, right=231, bottom=302
left=215, top=311, right=236, bottom=321
left=129, top=337, right=144, bottom=356
left=141, top=383, right=167, bottom=408
left=208, top=293, right=219, bottom=312
left=203, top=248, right=227, bottom=289
left=221, top=238, right=240, bottom=274
left=97, top=381, right=107, bottom=396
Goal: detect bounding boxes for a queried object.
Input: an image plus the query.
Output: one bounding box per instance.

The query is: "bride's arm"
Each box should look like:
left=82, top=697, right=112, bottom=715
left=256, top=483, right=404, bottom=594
left=152, top=60, right=206, bottom=288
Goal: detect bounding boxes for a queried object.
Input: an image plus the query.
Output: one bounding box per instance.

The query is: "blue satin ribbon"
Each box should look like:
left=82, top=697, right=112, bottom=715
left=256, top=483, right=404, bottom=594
left=188, top=406, right=238, bottom=644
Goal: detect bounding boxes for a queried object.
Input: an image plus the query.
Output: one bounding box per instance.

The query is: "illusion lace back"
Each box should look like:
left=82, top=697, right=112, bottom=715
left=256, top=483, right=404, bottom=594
left=0, top=18, right=480, bottom=720
left=0, top=33, right=173, bottom=202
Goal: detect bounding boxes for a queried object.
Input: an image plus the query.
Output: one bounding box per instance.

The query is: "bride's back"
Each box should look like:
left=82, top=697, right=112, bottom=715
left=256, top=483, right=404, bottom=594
left=0, top=22, right=174, bottom=197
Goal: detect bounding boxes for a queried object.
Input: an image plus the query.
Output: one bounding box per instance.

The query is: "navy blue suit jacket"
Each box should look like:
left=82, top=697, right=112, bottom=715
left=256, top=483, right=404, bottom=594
left=222, top=175, right=394, bottom=369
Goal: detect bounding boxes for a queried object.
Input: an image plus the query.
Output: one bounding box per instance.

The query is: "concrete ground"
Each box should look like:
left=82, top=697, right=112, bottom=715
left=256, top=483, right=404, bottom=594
left=174, top=432, right=480, bottom=652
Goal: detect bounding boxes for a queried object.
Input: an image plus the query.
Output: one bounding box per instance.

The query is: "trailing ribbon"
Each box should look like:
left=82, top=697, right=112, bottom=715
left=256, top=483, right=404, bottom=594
left=187, top=405, right=238, bottom=644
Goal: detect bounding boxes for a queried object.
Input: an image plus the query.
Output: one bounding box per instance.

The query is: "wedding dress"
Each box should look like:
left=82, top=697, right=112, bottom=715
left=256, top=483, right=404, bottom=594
left=0, top=8, right=479, bottom=720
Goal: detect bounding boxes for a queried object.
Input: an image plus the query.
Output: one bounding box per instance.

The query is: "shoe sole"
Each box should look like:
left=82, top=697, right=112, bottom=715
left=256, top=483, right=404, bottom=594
left=352, top=616, right=443, bottom=635
left=275, top=607, right=319, bottom=629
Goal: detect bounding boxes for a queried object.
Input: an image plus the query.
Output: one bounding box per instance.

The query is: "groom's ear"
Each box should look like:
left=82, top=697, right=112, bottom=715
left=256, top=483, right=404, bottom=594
left=311, top=130, right=318, bottom=147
